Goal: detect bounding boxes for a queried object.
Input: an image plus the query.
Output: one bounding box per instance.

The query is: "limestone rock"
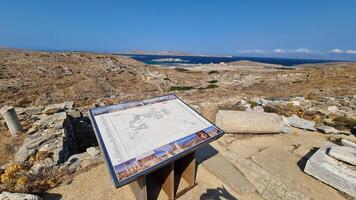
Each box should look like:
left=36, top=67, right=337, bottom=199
left=341, top=139, right=356, bottom=149
left=316, top=125, right=338, bottom=134
left=0, top=191, right=42, bottom=200
left=24, top=107, right=43, bottom=116
left=328, top=146, right=356, bottom=166
left=304, top=142, right=356, bottom=197
left=252, top=106, right=264, bottom=112
left=86, top=147, right=100, bottom=157
left=327, top=106, right=339, bottom=113
left=42, top=104, right=65, bottom=115
left=215, top=110, right=283, bottom=134
left=288, top=116, right=316, bottom=131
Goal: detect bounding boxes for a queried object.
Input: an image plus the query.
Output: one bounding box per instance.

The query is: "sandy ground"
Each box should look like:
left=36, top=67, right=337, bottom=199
left=44, top=163, right=252, bottom=200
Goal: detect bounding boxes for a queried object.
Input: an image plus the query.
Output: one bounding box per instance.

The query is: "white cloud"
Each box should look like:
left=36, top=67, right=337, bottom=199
left=273, top=49, right=285, bottom=53
left=346, top=50, right=356, bottom=54
left=293, top=48, right=311, bottom=53
left=329, top=49, right=343, bottom=53
left=238, top=49, right=266, bottom=53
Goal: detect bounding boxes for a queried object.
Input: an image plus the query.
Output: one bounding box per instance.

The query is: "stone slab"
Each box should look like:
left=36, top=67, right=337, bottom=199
left=202, top=154, right=255, bottom=194
left=215, top=110, right=282, bottom=134
left=328, top=146, right=356, bottom=166
left=304, top=142, right=356, bottom=197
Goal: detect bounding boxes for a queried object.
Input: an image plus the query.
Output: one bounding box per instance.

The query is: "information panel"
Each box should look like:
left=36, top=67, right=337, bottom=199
left=89, top=94, right=223, bottom=187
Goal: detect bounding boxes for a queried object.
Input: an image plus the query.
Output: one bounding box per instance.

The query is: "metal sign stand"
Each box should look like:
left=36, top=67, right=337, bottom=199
left=129, top=152, right=197, bottom=200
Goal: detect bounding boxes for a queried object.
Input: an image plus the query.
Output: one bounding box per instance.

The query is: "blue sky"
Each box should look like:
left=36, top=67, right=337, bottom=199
left=0, top=1, right=355, bottom=59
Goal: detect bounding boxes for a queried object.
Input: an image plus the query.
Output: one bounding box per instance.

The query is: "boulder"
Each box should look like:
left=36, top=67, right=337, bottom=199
left=341, top=139, right=356, bottom=149
left=0, top=191, right=42, bottom=200
left=316, top=125, right=338, bottom=134
left=200, top=102, right=219, bottom=122
left=304, top=142, right=356, bottom=197
left=288, top=116, right=316, bottom=131
left=215, top=110, right=283, bottom=134
left=327, top=146, right=356, bottom=166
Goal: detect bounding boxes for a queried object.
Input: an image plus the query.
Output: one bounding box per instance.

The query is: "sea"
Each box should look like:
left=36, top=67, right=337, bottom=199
left=123, top=54, right=343, bottom=66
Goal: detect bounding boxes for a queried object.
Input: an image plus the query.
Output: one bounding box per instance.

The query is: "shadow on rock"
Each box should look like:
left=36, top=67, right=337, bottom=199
left=297, top=147, right=319, bottom=171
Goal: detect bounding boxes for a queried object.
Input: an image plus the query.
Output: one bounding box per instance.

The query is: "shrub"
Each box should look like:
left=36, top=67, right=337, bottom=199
left=208, top=70, right=219, bottom=74
left=169, top=85, right=195, bottom=91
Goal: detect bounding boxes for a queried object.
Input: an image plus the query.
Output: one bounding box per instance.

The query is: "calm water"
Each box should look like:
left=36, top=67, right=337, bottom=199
left=123, top=54, right=342, bottom=66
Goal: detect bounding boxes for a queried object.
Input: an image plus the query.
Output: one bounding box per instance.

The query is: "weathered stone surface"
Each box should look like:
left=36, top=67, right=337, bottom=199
left=327, top=106, right=338, bottom=113
left=316, top=125, right=338, bottom=134
left=42, top=104, right=65, bottom=115
left=202, top=154, right=255, bottom=194
left=288, top=116, right=316, bottom=131
left=223, top=151, right=310, bottom=200
left=86, top=147, right=100, bottom=157
left=328, top=146, right=356, bottom=166
left=281, top=116, right=292, bottom=134
left=215, top=110, right=283, bottom=134
left=304, top=142, right=356, bottom=197
left=252, top=106, right=264, bottom=112
left=30, top=158, right=55, bottom=175
left=0, top=191, right=42, bottom=200
left=24, top=107, right=43, bottom=116
left=341, top=139, right=356, bottom=149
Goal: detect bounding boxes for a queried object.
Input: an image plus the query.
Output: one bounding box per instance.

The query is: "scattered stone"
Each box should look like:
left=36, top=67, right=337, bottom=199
left=252, top=106, right=264, bottom=112
left=30, top=158, right=55, bottom=175
left=0, top=191, right=42, bottom=200
left=42, top=104, right=65, bottom=115
left=336, top=130, right=351, bottom=135
left=281, top=116, right=292, bottom=134
left=86, top=147, right=100, bottom=157
left=24, top=106, right=43, bottom=116
left=288, top=115, right=316, bottom=131
left=304, top=142, right=356, bottom=197
left=341, top=139, right=356, bottom=149
left=328, top=146, right=356, bottom=166
left=215, top=110, right=283, bottom=134
left=316, top=125, right=338, bottom=134
left=200, top=102, right=219, bottom=122
left=327, top=106, right=339, bottom=113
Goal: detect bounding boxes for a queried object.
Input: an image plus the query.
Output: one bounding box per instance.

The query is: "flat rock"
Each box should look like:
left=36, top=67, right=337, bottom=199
left=316, top=125, right=338, bottom=134
left=328, top=146, right=356, bottom=166
left=288, top=116, right=316, bottom=131
left=341, top=139, right=356, bottom=149
left=42, top=104, right=65, bottom=115
left=215, top=110, right=283, bottom=134
left=223, top=151, right=310, bottom=200
left=202, top=154, right=255, bottom=194
left=0, top=191, right=42, bottom=200
left=24, top=107, right=43, bottom=116
left=304, top=142, right=356, bottom=197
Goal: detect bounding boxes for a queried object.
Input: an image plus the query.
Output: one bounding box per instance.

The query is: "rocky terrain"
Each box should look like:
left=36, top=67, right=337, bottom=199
left=0, top=50, right=356, bottom=199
